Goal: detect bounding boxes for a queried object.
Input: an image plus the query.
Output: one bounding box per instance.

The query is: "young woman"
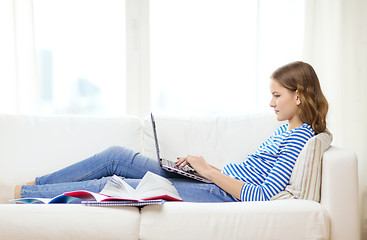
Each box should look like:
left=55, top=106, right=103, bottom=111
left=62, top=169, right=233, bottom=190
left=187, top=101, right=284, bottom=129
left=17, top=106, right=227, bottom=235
left=15, top=61, right=328, bottom=202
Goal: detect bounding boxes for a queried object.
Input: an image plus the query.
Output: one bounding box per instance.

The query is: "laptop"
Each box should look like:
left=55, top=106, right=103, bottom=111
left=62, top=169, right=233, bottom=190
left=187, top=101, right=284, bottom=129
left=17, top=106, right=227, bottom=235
left=150, top=113, right=212, bottom=183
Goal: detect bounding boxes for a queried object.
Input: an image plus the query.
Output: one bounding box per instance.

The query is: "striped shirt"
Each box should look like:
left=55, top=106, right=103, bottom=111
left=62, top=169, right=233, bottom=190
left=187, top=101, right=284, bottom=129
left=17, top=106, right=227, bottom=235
left=222, top=123, right=315, bottom=201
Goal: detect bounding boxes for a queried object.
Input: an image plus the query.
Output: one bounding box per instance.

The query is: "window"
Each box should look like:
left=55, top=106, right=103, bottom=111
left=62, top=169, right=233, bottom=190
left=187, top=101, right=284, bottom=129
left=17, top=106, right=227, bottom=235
left=33, top=0, right=126, bottom=115
left=150, top=0, right=304, bottom=116
left=3, top=0, right=304, bottom=117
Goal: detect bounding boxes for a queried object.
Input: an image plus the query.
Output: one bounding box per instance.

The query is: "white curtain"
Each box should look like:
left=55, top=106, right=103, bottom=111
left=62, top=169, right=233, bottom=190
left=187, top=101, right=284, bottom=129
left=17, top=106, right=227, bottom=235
left=0, top=0, right=38, bottom=114
left=303, top=0, right=367, bottom=236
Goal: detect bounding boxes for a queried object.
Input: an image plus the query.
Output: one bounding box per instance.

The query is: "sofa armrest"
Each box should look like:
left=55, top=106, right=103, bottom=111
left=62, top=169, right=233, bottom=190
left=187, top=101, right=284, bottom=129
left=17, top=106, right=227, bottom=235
left=321, top=146, right=360, bottom=240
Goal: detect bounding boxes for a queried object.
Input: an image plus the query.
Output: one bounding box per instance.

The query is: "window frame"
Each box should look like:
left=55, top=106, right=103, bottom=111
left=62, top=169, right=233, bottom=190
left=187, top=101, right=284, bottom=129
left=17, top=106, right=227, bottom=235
left=125, top=0, right=151, bottom=118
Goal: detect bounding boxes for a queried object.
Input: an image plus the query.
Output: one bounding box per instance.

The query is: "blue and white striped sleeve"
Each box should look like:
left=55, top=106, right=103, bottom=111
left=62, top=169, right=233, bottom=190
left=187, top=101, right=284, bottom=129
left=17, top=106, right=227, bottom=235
left=258, top=124, right=288, bottom=149
left=239, top=129, right=313, bottom=201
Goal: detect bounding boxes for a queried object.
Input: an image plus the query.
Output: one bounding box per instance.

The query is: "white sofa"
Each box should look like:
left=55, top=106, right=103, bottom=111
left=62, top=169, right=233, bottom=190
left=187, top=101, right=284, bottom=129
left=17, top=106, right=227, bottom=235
left=0, top=114, right=360, bottom=240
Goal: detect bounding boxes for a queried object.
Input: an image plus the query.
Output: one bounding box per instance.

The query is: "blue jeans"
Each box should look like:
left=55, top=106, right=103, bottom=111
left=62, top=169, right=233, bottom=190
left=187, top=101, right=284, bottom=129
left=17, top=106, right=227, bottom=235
left=21, top=146, right=237, bottom=203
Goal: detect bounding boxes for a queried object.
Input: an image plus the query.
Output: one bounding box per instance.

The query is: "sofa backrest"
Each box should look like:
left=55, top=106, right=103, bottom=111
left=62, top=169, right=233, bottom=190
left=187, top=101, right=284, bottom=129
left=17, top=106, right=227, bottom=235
left=0, top=114, right=142, bottom=184
left=0, top=113, right=282, bottom=185
left=142, top=113, right=283, bottom=169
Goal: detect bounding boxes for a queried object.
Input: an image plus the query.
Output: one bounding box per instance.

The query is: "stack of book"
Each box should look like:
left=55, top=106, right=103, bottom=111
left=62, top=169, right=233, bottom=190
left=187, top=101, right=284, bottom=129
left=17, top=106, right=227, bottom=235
left=10, top=172, right=182, bottom=207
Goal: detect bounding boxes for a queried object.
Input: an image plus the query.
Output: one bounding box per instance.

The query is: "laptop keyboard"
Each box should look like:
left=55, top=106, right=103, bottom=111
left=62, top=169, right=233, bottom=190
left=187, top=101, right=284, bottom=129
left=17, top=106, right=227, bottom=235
left=164, top=159, right=196, bottom=173
left=161, top=158, right=212, bottom=183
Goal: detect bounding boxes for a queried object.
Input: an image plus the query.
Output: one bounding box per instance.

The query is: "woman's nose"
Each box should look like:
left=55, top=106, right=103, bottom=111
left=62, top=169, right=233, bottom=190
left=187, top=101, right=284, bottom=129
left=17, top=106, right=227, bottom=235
left=269, top=99, right=275, bottom=107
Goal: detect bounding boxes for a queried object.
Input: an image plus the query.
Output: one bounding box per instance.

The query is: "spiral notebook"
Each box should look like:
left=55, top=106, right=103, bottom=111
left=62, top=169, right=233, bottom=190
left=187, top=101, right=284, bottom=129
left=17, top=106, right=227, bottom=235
left=81, top=199, right=165, bottom=207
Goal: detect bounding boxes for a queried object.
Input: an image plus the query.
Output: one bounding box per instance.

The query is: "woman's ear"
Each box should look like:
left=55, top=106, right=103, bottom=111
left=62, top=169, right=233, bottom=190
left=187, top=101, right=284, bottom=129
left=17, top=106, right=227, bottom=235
left=295, top=90, right=301, bottom=106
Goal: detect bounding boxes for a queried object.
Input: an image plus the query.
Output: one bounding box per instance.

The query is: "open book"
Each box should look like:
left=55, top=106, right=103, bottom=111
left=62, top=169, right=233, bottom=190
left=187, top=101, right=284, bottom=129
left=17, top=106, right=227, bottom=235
left=10, top=171, right=182, bottom=204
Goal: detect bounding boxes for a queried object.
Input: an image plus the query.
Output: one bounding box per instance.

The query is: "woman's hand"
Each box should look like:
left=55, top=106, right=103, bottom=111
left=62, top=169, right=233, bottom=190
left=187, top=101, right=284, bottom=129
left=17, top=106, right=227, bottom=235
left=176, top=154, right=244, bottom=200
left=176, top=155, right=213, bottom=179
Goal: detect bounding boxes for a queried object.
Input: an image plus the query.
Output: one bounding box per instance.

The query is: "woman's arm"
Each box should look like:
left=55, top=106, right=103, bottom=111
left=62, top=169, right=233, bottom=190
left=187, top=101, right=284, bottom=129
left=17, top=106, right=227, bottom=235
left=223, top=129, right=313, bottom=201
left=176, top=155, right=244, bottom=200
left=206, top=169, right=244, bottom=200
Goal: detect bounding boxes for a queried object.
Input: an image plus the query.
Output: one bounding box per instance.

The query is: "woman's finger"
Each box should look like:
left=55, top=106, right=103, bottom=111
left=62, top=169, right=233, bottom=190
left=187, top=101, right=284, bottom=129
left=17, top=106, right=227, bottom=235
left=176, top=157, right=186, bottom=166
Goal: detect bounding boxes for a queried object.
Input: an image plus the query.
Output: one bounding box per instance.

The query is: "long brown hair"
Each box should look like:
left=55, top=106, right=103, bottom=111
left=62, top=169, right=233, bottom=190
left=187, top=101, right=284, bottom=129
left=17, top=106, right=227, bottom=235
left=270, top=61, right=328, bottom=134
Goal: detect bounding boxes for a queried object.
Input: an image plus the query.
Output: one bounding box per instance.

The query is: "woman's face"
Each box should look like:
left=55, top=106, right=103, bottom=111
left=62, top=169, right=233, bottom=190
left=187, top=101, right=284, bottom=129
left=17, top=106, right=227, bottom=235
left=269, top=79, right=301, bottom=124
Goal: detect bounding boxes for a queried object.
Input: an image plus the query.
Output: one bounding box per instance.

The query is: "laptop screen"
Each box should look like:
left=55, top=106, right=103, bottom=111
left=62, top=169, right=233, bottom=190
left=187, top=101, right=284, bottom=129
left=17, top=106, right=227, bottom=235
left=150, top=113, right=162, bottom=165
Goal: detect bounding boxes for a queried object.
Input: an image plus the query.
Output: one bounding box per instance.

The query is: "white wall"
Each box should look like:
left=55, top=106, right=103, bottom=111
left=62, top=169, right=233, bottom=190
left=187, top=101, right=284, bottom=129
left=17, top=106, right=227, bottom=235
left=303, top=0, right=367, bottom=238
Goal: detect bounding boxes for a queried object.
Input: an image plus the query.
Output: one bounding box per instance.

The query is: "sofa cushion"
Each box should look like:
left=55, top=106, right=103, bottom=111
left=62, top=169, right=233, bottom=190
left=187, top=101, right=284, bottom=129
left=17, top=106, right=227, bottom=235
left=140, top=200, right=330, bottom=240
left=0, top=204, right=140, bottom=240
left=271, top=131, right=333, bottom=201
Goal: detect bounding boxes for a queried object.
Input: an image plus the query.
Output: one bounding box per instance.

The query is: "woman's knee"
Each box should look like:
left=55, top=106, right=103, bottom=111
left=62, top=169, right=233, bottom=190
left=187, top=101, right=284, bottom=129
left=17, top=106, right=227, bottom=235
left=100, top=146, right=137, bottom=161
left=104, top=146, right=127, bottom=153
